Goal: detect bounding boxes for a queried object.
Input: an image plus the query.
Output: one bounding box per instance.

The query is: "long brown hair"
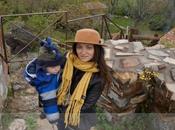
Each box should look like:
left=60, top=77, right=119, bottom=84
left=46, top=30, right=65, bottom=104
left=72, top=43, right=112, bottom=88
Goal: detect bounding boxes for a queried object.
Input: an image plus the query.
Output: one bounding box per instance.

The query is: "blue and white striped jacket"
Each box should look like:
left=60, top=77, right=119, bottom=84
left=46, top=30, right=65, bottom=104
left=24, top=58, right=60, bottom=124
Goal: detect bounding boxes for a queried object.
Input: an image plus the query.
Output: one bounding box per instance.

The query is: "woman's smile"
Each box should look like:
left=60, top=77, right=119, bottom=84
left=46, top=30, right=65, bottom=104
left=76, top=43, right=94, bottom=62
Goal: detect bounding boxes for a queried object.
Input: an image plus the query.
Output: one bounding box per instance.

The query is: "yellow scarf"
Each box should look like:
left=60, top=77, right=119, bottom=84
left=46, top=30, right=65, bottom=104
left=57, top=52, right=99, bottom=127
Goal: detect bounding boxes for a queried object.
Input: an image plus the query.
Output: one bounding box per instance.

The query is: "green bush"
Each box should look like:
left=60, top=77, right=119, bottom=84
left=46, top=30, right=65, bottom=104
left=115, top=0, right=137, bottom=16
left=26, top=16, right=49, bottom=32
left=148, top=15, right=166, bottom=31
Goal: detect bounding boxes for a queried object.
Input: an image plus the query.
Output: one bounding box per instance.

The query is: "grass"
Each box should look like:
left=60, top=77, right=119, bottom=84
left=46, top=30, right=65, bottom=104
left=159, top=40, right=175, bottom=48
left=112, top=16, right=135, bottom=28
left=135, top=20, right=164, bottom=36
left=96, top=114, right=154, bottom=130
left=25, top=113, right=37, bottom=130
left=108, top=16, right=135, bottom=33
left=1, top=111, right=15, bottom=130
left=108, top=15, right=165, bottom=37
left=1, top=113, right=38, bottom=130
left=1, top=104, right=38, bottom=130
left=96, top=107, right=154, bottom=130
left=1, top=91, right=15, bottom=130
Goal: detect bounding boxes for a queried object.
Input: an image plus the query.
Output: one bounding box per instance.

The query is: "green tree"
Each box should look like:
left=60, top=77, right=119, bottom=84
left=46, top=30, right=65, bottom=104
left=165, top=0, right=175, bottom=31
left=0, top=1, right=9, bottom=15
left=136, top=0, right=144, bottom=19
left=26, top=15, right=49, bottom=32
left=109, top=0, right=119, bottom=15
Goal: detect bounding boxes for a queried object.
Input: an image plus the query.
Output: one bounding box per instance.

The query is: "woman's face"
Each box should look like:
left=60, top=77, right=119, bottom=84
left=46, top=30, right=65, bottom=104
left=76, top=43, right=94, bottom=62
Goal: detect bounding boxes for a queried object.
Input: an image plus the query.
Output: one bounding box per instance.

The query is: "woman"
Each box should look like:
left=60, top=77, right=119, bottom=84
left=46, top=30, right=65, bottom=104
left=57, top=28, right=111, bottom=130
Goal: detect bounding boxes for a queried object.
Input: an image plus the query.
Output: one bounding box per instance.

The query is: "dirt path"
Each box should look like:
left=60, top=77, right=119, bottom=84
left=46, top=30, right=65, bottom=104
left=37, top=118, right=56, bottom=130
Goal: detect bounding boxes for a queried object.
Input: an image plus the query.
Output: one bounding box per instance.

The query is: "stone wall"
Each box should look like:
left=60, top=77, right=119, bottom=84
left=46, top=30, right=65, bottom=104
left=0, top=24, right=9, bottom=127
left=0, top=60, right=8, bottom=128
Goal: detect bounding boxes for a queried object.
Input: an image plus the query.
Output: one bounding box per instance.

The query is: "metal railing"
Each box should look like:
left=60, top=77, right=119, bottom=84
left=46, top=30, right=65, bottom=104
left=0, top=11, right=126, bottom=65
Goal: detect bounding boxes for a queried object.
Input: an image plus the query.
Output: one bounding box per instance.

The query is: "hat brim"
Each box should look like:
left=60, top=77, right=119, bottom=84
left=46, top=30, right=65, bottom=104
left=66, top=39, right=106, bottom=46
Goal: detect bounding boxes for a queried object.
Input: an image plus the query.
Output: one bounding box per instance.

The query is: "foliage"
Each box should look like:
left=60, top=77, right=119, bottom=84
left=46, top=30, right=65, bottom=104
left=96, top=107, right=113, bottom=130
left=96, top=107, right=154, bottom=130
left=138, top=68, right=159, bottom=112
left=108, top=16, right=134, bottom=33
left=139, top=68, right=159, bottom=81
left=148, top=15, right=167, bottom=31
left=25, top=16, right=49, bottom=32
left=0, top=1, right=9, bottom=15
left=1, top=112, right=14, bottom=130
left=62, top=4, right=90, bottom=24
left=112, top=16, right=134, bottom=27
left=159, top=40, right=175, bottom=48
left=115, top=0, right=136, bottom=16
left=25, top=114, right=37, bottom=130
left=134, top=19, right=164, bottom=36
left=0, top=0, right=174, bottom=47
left=147, top=0, right=169, bottom=15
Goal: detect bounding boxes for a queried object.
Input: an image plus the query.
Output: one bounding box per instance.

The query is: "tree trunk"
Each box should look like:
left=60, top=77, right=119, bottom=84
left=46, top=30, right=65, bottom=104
left=136, top=0, right=144, bottom=20
left=110, top=0, right=118, bottom=15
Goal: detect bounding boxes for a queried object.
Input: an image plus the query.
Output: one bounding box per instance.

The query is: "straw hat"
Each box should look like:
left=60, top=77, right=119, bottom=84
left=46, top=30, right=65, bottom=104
left=67, top=28, right=104, bottom=45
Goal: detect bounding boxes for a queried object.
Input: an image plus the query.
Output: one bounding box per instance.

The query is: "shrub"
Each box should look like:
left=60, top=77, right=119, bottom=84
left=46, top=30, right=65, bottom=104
left=148, top=15, right=166, bottom=31
left=26, top=16, right=49, bottom=33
